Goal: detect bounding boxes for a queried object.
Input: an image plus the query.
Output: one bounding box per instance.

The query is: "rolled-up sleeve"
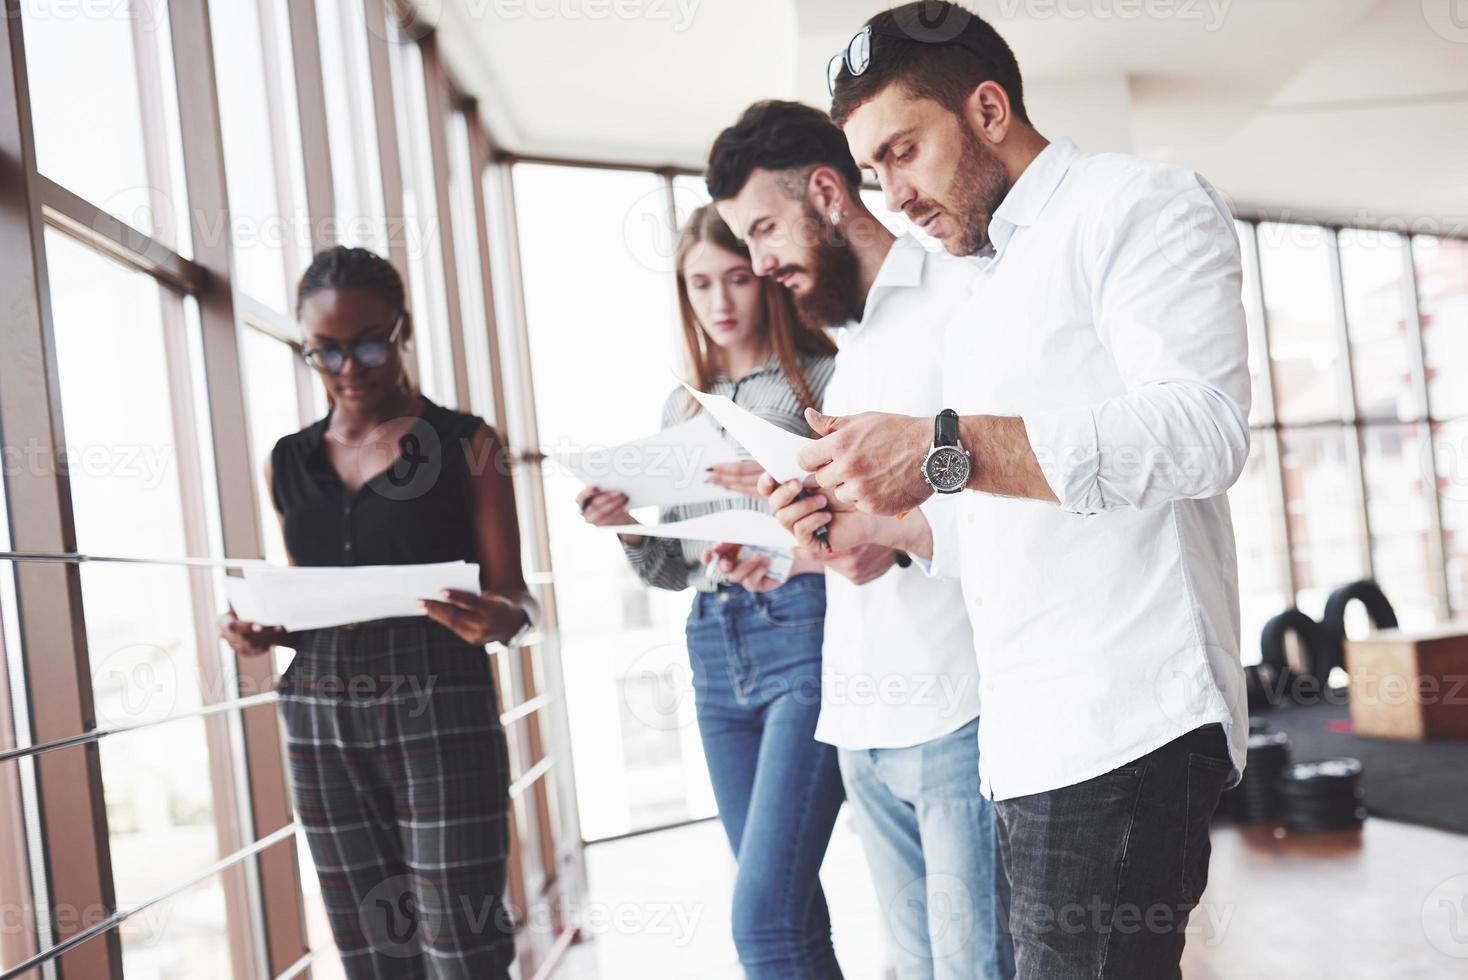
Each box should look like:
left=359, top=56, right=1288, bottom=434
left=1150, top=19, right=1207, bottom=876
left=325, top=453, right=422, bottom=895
left=1021, top=169, right=1251, bottom=515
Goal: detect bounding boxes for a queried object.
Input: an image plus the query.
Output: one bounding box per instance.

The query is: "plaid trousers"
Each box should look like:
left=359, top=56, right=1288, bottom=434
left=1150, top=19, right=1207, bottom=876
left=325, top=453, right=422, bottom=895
left=277, top=616, right=515, bottom=979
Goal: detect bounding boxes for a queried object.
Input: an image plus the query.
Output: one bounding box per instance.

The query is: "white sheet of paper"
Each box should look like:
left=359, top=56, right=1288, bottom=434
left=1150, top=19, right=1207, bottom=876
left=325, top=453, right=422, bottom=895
left=680, top=383, right=812, bottom=484
left=223, top=560, right=481, bottom=631
left=554, top=415, right=745, bottom=509
left=602, top=510, right=793, bottom=550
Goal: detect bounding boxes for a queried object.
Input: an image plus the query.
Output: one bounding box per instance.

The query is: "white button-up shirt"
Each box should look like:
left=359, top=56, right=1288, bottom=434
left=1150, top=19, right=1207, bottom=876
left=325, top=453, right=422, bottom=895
left=817, top=235, right=983, bottom=750
left=922, top=138, right=1251, bottom=800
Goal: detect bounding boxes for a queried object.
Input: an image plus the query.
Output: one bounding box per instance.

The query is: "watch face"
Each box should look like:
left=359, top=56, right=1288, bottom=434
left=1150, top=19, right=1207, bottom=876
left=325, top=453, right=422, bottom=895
left=925, top=446, right=971, bottom=492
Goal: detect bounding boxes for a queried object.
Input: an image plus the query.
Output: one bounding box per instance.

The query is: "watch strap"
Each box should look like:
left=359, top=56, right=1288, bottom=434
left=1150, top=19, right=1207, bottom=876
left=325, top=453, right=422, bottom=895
left=933, top=409, right=960, bottom=448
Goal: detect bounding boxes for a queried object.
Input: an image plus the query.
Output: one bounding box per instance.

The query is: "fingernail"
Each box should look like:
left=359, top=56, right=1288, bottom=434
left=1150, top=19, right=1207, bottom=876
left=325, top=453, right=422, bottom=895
left=440, top=589, right=451, bottom=598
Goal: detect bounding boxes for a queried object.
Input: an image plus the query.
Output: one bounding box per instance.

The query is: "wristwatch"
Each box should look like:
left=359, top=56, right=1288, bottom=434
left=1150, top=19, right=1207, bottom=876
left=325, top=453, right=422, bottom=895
left=920, top=409, right=972, bottom=494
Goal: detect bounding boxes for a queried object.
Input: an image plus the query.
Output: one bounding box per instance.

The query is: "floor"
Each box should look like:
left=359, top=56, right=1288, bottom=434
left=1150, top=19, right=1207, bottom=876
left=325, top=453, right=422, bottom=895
left=552, top=810, right=1468, bottom=979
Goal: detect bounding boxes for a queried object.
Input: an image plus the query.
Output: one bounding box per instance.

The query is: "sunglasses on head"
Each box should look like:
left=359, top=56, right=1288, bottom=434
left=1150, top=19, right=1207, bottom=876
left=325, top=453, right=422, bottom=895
left=826, top=23, right=990, bottom=96
left=300, top=313, right=405, bottom=375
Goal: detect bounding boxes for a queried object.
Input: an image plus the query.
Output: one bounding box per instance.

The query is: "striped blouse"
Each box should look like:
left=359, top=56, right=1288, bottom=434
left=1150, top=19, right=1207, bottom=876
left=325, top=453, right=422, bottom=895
left=621, top=351, right=838, bottom=592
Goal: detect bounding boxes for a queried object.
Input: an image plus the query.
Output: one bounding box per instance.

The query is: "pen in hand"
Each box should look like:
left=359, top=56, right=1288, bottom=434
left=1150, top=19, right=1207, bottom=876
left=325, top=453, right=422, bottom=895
left=795, top=486, right=833, bottom=551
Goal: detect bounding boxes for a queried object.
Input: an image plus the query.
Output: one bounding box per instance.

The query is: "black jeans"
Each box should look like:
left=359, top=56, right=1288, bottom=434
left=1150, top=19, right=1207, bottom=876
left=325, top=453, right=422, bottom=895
left=994, top=724, right=1233, bottom=980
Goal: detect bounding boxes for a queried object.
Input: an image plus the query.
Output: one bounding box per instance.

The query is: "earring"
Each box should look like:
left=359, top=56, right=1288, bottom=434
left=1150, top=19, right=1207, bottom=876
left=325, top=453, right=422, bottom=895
left=829, top=208, right=843, bottom=224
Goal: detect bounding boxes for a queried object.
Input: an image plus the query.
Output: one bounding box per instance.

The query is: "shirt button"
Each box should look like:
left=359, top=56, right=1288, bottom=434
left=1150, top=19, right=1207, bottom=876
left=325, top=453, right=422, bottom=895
left=972, top=594, right=983, bottom=608
left=344, top=541, right=353, bottom=553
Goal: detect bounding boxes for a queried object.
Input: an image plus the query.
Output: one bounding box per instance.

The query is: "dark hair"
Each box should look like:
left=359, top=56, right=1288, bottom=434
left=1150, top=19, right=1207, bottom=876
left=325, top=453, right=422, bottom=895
left=829, top=2, right=1028, bottom=128
left=705, top=100, right=862, bottom=201
left=295, top=245, right=416, bottom=403
left=295, top=245, right=407, bottom=318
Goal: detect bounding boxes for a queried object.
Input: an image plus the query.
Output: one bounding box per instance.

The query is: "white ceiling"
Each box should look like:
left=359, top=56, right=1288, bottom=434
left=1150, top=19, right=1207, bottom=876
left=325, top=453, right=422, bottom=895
left=426, top=0, right=1468, bottom=228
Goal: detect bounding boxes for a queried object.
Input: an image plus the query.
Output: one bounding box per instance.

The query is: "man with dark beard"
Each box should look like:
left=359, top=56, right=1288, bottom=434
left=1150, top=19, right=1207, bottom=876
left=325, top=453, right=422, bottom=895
left=765, top=4, right=1252, bottom=980
left=707, top=100, right=1014, bottom=980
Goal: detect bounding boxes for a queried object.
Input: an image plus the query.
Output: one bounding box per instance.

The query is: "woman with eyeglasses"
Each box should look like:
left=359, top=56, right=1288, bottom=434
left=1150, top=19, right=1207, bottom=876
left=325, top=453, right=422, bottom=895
left=577, top=206, right=848, bottom=979
left=218, top=245, right=533, bottom=979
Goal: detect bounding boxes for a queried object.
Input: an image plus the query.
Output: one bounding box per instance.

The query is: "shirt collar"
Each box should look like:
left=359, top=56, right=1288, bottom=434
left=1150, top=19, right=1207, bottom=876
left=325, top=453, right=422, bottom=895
left=714, top=351, right=782, bottom=385
left=850, top=234, right=928, bottom=332
left=982, top=137, right=1079, bottom=260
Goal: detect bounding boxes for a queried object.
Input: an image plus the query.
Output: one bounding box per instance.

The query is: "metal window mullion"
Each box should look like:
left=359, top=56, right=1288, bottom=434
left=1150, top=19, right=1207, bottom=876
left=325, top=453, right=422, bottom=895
left=132, top=5, right=266, bottom=952
left=490, top=162, right=586, bottom=931
left=362, top=0, right=411, bottom=296
left=0, top=584, right=40, bottom=979
left=167, top=1, right=310, bottom=975
left=254, top=0, right=308, bottom=297
left=1326, top=227, right=1375, bottom=581
left=284, top=0, right=336, bottom=257
left=1401, top=239, right=1452, bottom=618
left=37, top=176, right=206, bottom=294
left=466, top=111, right=510, bottom=430
left=419, top=36, right=472, bottom=411
left=0, top=5, right=123, bottom=978
left=158, top=284, right=266, bottom=980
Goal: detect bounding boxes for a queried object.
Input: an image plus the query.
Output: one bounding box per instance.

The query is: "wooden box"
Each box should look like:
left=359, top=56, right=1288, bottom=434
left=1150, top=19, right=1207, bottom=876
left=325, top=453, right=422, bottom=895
left=1345, top=625, right=1468, bottom=741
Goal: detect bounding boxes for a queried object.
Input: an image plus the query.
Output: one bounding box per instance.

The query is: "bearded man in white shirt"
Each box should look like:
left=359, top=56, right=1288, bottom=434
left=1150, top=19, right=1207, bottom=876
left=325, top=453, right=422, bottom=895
left=705, top=99, right=1014, bottom=979
left=765, top=4, right=1251, bottom=979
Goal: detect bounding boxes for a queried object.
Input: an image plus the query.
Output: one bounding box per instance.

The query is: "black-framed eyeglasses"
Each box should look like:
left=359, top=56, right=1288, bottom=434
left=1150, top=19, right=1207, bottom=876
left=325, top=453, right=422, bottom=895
left=826, top=23, right=987, bottom=96
left=300, top=313, right=405, bottom=375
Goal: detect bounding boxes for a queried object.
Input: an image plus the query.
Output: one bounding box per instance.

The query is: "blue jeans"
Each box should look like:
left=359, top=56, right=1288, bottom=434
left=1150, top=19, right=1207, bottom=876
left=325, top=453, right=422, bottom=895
left=838, top=717, right=1015, bottom=980
left=687, top=574, right=846, bottom=980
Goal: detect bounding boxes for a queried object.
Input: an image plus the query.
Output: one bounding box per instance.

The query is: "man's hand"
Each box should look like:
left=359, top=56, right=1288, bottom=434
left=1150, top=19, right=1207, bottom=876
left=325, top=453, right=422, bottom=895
left=762, top=474, right=882, bottom=552
left=796, top=409, right=933, bottom=516
left=705, top=460, right=767, bottom=498
left=817, top=543, right=897, bottom=586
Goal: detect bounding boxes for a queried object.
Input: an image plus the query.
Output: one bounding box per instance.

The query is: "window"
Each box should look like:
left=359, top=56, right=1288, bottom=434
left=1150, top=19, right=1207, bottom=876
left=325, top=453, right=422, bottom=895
left=46, top=229, right=233, bottom=975
left=512, top=164, right=714, bottom=840
left=1340, top=229, right=1420, bottom=422
left=448, top=110, right=496, bottom=422
left=22, top=1, right=149, bottom=229
left=315, top=0, right=387, bottom=253
left=210, top=0, right=307, bottom=310
left=1228, top=438, right=1289, bottom=664
left=386, top=27, right=456, bottom=406
left=1415, top=236, right=1468, bottom=419
left=1258, top=222, right=1348, bottom=425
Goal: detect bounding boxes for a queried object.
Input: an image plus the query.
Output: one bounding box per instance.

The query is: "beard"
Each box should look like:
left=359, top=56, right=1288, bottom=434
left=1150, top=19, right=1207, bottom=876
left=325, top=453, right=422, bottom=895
left=915, top=127, right=1011, bottom=257
left=784, top=202, right=866, bottom=329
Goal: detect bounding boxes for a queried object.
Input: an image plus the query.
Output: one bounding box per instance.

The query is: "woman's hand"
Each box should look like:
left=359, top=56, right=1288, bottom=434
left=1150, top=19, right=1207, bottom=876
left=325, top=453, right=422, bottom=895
left=218, top=610, right=289, bottom=658
left=705, top=461, right=768, bottom=498
left=421, top=590, right=528, bottom=646
left=576, top=485, right=643, bottom=546
left=701, top=543, right=782, bottom=593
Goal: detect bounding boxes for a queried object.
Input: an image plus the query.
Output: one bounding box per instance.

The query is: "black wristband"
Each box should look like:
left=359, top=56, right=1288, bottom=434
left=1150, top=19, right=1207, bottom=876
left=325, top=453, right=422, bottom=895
left=934, top=408, right=960, bottom=448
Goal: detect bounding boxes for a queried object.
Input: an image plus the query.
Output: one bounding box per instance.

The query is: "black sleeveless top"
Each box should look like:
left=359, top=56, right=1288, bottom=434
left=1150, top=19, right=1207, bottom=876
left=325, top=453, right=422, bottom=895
left=270, top=395, right=485, bottom=568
